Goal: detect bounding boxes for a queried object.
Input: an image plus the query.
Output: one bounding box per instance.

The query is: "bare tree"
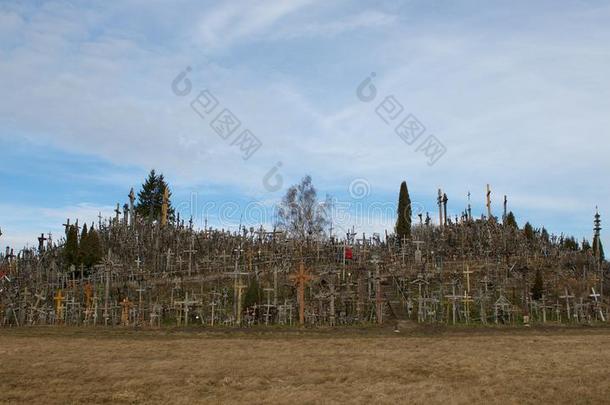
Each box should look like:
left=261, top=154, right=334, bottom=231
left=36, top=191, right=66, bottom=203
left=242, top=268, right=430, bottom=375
left=276, top=175, right=332, bottom=240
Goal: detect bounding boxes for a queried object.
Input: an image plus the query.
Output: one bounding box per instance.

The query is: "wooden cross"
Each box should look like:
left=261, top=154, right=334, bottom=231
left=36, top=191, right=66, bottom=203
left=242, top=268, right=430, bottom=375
left=463, top=265, right=473, bottom=294
left=120, top=297, right=133, bottom=326
left=486, top=184, right=492, bottom=219
left=289, top=262, right=314, bottom=326
left=444, top=281, right=461, bottom=325
left=183, top=234, right=197, bottom=276
left=235, top=281, right=247, bottom=326
left=161, top=187, right=169, bottom=227
left=589, top=287, right=605, bottom=322
left=559, top=288, right=575, bottom=320
left=54, top=290, right=65, bottom=324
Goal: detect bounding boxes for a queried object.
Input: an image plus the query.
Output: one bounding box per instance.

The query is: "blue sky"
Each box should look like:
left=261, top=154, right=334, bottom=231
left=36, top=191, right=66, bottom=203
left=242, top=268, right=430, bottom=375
left=0, top=0, right=609, bottom=249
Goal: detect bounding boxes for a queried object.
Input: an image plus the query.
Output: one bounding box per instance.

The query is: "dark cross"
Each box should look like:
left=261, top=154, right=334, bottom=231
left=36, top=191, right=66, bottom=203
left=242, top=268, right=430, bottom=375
left=503, top=195, right=508, bottom=221
left=37, top=233, right=47, bottom=252
left=467, top=191, right=472, bottom=220
left=442, top=193, right=448, bottom=227
left=128, top=188, right=136, bottom=226
left=437, top=189, right=443, bottom=227
left=114, top=203, right=121, bottom=224
left=123, top=204, right=129, bottom=225
left=62, top=219, right=71, bottom=234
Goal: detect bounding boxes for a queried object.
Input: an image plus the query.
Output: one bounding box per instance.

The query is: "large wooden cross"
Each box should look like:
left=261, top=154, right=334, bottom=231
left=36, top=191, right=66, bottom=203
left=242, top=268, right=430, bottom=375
left=54, top=290, right=65, bottom=324
left=290, top=262, right=314, bottom=326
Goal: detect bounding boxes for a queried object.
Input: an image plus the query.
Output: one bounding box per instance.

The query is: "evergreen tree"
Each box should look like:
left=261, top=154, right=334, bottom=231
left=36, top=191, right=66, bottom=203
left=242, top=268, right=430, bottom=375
left=135, top=169, right=175, bottom=222
left=64, top=224, right=80, bottom=268
left=563, top=236, right=579, bottom=251
left=504, top=212, right=518, bottom=229
left=79, top=223, right=89, bottom=266
left=582, top=239, right=591, bottom=252
left=531, top=268, right=544, bottom=301
left=84, top=227, right=102, bottom=268
left=395, top=181, right=412, bottom=241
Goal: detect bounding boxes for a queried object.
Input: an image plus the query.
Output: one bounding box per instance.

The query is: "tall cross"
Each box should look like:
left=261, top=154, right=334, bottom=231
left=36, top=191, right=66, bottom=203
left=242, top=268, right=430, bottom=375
left=289, top=262, right=314, bottom=326
left=161, top=187, right=169, bottom=227
left=54, top=290, right=65, bottom=324
left=128, top=188, right=136, bottom=226
left=486, top=184, right=492, bottom=219
left=559, top=288, right=574, bottom=320
left=437, top=189, right=444, bottom=228
left=442, top=193, right=449, bottom=227
left=114, top=203, right=121, bottom=224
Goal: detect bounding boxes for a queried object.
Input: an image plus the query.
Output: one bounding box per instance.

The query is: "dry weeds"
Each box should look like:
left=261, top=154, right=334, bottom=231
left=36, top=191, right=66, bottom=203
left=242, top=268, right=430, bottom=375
left=1, top=326, right=609, bottom=404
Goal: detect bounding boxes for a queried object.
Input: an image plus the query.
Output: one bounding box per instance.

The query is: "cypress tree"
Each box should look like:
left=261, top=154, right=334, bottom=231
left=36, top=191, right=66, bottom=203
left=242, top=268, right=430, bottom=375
left=64, top=224, right=80, bottom=268
left=79, top=223, right=89, bottom=267
left=395, top=181, right=412, bottom=241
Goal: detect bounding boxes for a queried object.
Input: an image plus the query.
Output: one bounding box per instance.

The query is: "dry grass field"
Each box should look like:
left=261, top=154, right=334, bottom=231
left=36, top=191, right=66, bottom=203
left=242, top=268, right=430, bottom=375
left=1, top=326, right=609, bottom=404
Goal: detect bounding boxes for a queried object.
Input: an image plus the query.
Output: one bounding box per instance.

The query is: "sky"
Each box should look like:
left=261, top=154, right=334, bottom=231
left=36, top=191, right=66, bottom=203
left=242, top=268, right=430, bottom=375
left=0, top=0, right=609, bottom=250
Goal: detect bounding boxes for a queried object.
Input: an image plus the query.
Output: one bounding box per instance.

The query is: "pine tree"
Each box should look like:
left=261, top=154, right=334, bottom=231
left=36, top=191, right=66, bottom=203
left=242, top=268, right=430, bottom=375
left=504, top=212, right=518, bottom=229
left=135, top=169, right=175, bottom=222
left=395, top=181, right=412, bottom=241
left=64, top=224, right=80, bottom=268
left=531, top=268, right=544, bottom=301
left=79, top=223, right=89, bottom=266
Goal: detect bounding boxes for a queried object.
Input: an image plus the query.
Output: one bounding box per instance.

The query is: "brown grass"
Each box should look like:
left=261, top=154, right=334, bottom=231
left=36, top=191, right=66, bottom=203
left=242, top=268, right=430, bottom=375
left=1, top=326, right=609, bottom=404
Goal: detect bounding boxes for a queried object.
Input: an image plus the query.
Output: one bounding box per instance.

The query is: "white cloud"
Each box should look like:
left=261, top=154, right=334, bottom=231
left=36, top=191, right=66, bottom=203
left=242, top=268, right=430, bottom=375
left=197, top=0, right=319, bottom=48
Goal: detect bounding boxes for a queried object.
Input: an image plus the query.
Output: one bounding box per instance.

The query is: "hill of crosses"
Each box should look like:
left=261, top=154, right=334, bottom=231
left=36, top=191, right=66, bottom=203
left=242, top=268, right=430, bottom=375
left=0, top=176, right=607, bottom=329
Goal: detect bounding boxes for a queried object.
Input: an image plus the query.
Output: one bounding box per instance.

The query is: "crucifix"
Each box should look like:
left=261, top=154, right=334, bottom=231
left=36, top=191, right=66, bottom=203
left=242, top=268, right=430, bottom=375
left=161, top=187, right=169, bottom=227
left=37, top=233, right=47, bottom=252
left=62, top=219, right=71, bottom=235
left=290, top=262, right=314, bottom=326
left=467, top=191, right=472, bottom=221
left=437, top=189, right=444, bottom=228
left=442, top=193, right=448, bottom=227
left=486, top=184, right=492, bottom=219
left=128, top=188, right=136, bottom=226
left=122, top=204, right=129, bottom=225
left=114, top=203, right=121, bottom=224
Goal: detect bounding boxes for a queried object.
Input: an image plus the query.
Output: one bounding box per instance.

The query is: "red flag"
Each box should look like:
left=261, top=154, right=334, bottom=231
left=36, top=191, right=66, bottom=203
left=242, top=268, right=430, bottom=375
left=345, top=247, right=353, bottom=260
